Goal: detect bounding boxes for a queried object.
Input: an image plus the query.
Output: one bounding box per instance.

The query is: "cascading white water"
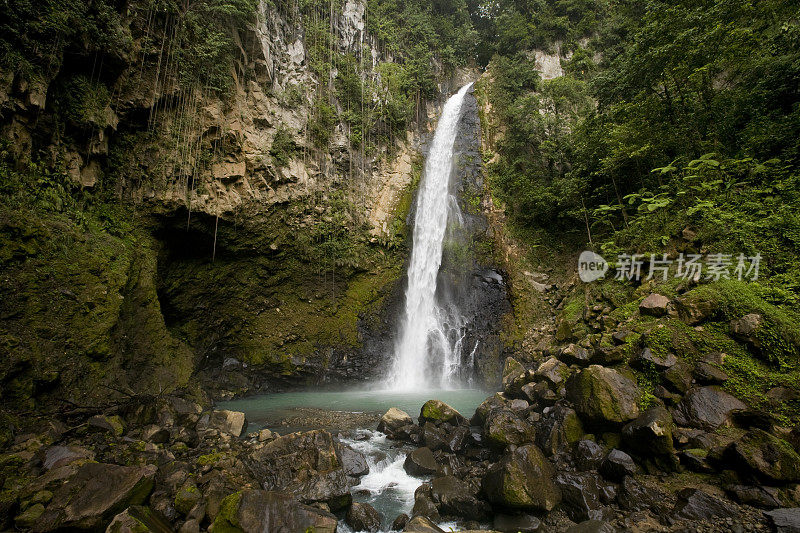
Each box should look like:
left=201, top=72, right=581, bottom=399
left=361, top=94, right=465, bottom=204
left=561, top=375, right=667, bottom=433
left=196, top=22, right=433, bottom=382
left=388, top=83, right=472, bottom=391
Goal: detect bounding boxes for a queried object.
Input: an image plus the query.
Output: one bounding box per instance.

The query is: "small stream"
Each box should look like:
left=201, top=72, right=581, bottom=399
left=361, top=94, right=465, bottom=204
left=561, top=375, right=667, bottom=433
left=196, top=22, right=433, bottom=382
left=218, top=388, right=489, bottom=532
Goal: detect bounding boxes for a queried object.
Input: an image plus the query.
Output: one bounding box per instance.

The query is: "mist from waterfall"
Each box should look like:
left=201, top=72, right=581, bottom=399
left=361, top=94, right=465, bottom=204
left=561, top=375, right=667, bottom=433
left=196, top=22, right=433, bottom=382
left=387, top=83, right=473, bottom=391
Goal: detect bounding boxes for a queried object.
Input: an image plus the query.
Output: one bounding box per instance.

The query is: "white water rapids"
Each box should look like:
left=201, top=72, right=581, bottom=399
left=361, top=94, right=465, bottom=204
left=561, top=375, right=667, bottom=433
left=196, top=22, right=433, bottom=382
left=388, top=83, right=473, bottom=391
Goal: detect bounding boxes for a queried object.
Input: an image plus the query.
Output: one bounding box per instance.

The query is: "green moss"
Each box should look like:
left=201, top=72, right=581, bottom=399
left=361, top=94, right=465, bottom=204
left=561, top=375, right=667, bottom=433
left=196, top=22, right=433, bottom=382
left=212, top=492, right=244, bottom=533
left=197, top=451, right=225, bottom=466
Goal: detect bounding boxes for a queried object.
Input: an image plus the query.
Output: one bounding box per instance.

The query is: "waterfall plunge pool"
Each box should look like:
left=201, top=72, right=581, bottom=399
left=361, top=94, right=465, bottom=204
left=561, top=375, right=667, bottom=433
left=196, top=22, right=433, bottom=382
left=216, top=388, right=491, bottom=532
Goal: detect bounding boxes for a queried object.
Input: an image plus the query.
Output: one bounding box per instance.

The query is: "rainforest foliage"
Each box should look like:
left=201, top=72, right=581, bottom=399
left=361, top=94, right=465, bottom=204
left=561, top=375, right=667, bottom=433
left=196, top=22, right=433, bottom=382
left=474, top=0, right=800, bottom=296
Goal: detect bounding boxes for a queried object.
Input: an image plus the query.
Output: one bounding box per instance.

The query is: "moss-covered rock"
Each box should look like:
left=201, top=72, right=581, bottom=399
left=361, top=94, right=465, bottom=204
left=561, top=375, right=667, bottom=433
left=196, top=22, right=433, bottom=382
left=419, top=400, right=466, bottom=426
left=725, top=429, right=800, bottom=483
left=484, top=409, right=536, bottom=449
left=566, top=365, right=641, bottom=427
left=482, top=444, right=562, bottom=511
left=174, top=480, right=202, bottom=516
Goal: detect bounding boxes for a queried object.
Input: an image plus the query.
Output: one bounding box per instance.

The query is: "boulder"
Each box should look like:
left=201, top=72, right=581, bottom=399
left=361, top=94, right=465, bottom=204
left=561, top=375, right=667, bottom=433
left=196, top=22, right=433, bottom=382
left=482, top=444, right=562, bottom=511
left=662, top=361, right=693, bottom=394
left=404, top=447, right=439, bottom=476
left=599, top=449, right=637, bottom=482
left=675, top=297, right=715, bottom=325
left=337, top=443, right=369, bottom=478
left=536, top=357, right=571, bottom=387
left=88, top=415, right=125, bottom=437
left=621, top=406, right=676, bottom=468
left=248, top=430, right=351, bottom=510
left=174, top=480, right=202, bottom=516
left=693, top=362, right=729, bottom=384
left=673, top=488, right=739, bottom=520
left=378, top=407, right=413, bottom=437
left=42, top=446, right=94, bottom=470
left=616, top=476, right=666, bottom=513
left=672, top=386, right=746, bottom=429
left=493, top=513, right=542, bottom=533
left=484, top=409, right=536, bottom=450
left=559, top=344, right=592, bottom=366
left=536, top=404, right=584, bottom=456
left=346, top=502, right=382, bottom=533
left=730, top=313, right=763, bottom=352
left=566, top=366, right=640, bottom=426
left=725, top=429, right=800, bottom=482
left=422, top=422, right=449, bottom=451
left=474, top=393, right=511, bottom=425
left=574, top=440, right=605, bottom=471
left=725, top=485, right=782, bottom=509
left=502, top=357, right=531, bottom=397
left=105, top=506, right=173, bottom=533
left=196, top=410, right=246, bottom=437
left=419, top=401, right=466, bottom=426
left=431, top=475, right=490, bottom=521
left=211, top=490, right=337, bottom=533
left=554, top=471, right=611, bottom=522
left=565, top=520, right=616, bottom=533
left=392, top=513, right=410, bottom=530
left=765, top=508, right=800, bottom=533
left=412, top=484, right=440, bottom=523
left=404, top=515, right=445, bottom=532
left=633, top=348, right=676, bottom=370
left=639, top=294, right=671, bottom=317
left=33, top=463, right=156, bottom=531
left=142, top=425, right=170, bottom=444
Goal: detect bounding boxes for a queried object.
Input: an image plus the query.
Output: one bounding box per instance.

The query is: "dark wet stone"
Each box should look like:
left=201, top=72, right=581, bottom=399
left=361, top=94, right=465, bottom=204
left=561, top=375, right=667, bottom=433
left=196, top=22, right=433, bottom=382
left=493, top=513, right=543, bottom=532
left=725, top=485, right=782, bottom=509
left=672, top=386, right=746, bottom=429
left=404, top=447, right=439, bottom=476
left=555, top=471, right=612, bottom=523
left=764, top=508, right=800, bottom=533
left=574, top=439, right=604, bottom=471
left=673, top=488, right=739, bottom=520
left=600, top=449, right=637, bottom=482
left=346, top=502, right=381, bottom=533
left=565, top=520, right=617, bottom=533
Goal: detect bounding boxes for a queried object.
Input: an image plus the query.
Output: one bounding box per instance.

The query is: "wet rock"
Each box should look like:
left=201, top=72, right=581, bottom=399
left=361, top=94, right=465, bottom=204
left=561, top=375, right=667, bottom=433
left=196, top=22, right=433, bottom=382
left=474, top=393, right=511, bottom=425
left=88, top=415, right=125, bottom=437
left=378, top=407, right=413, bottom=437
left=405, top=447, right=439, bottom=476
left=105, top=505, right=173, bottom=533
left=764, top=508, right=800, bottom=533
left=392, top=513, right=410, bottom=530
left=33, top=463, right=156, bottom=531
left=394, top=424, right=423, bottom=445
left=725, top=429, right=800, bottom=483
left=725, top=485, right=782, bottom=509
left=662, top=361, right=693, bottom=394
left=566, top=366, right=640, bottom=426
left=555, top=471, right=612, bottom=522
left=42, top=445, right=94, bottom=470
left=493, top=513, right=542, bottom=533
left=679, top=449, right=713, bottom=473
left=574, top=440, right=604, bottom=471
left=536, top=404, right=584, bottom=456
left=600, top=449, right=637, bottom=482
left=675, top=297, right=715, bottom=325
left=565, top=520, right=616, bottom=533
left=337, top=443, right=369, bottom=478
left=621, top=406, right=677, bottom=469
left=672, top=386, right=746, bottom=429
left=730, top=409, right=781, bottom=433
left=422, top=422, right=449, bottom=451
left=174, top=480, right=202, bottom=516
left=346, top=502, right=382, bottom=533
left=482, top=444, right=562, bottom=511
left=196, top=410, right=246, bottom=437
left=633, top=348, right=676, bottom=370
left=412, top=484, right=441, bottom=523
left=523, top=381, right=557, bottom=406
left=560, top=344, right=592, bottom=366
left=536, top=357, right=571, bottom=388
left=248, top=430, right=352, bottom=510
left=404, top=515, right=446, bottom=532
left=730, top=313, right=763, bottom=352
left=673, top=488, right=739, bottom=520
left=616, top=476, right=665, bottom=512
left=142, top=425, right=170, bottom=444
left=639, top=294, right=671, bottom=317
left=419, top=401, right=466, bottom=426
left=431, top=475, right=490, bottom=521
left=502, top=357, right=533, bottom=397
left=484, top=409, right=536, bottom=450
left=693, top=362, right=729, bottom=384
left=212, top=490, right=337, bottom=533
left=444, top=425, right=471, bottom=453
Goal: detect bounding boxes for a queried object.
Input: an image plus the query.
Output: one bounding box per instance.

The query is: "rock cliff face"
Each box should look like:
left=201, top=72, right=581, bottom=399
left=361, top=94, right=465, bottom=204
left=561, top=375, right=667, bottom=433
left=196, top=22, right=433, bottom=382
left=0, top=0, right=504, bottom=406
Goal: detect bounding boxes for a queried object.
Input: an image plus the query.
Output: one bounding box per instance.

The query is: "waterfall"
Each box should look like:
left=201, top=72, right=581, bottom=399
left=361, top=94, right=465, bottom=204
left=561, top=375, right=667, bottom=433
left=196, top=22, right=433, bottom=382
left=388, top=83, right=473, bottom=391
